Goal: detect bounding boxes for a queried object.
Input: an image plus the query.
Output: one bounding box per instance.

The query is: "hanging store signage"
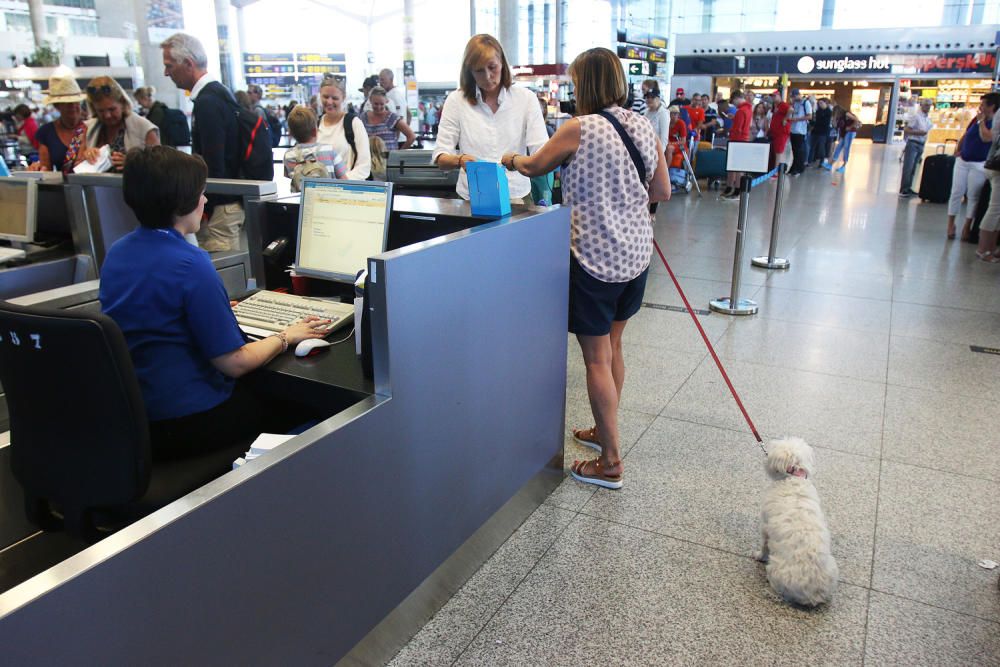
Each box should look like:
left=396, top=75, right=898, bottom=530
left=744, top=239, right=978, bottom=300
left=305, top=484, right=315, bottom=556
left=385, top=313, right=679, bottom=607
left=674, top=52, right=996, bottom=76
left=616, top=29, right=668, bottom=51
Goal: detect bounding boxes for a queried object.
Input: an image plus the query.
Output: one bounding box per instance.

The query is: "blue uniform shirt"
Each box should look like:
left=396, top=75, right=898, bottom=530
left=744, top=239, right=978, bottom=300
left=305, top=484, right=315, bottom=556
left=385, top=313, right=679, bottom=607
left=99, top=227, right=246, bottom=421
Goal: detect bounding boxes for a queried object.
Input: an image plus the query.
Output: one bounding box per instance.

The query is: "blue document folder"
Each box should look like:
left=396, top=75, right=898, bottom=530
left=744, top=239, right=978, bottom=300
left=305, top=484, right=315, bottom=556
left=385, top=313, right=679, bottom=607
left=467, top=161, right=512, bottom=217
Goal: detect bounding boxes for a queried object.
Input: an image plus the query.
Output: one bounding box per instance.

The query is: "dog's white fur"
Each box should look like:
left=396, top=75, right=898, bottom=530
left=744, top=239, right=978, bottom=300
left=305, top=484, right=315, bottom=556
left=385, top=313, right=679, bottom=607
left=757, top=437, right=838, bottom=607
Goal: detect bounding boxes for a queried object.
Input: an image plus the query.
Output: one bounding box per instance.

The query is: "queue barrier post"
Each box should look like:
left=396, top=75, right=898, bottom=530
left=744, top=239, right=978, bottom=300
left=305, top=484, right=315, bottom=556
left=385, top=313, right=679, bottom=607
left=751, top=163, right=791, bottom=270
left=710, top=173, right=759, bottom=316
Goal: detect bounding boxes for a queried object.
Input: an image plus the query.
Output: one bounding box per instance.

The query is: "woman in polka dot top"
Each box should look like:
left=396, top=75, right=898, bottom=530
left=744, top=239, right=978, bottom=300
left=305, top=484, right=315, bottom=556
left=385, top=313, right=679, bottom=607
left=502, top=47, right=670, bottom=490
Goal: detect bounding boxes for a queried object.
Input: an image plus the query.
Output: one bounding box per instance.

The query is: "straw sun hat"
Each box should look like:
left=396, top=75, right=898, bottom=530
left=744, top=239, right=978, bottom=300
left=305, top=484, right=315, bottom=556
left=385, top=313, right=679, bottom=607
left=43, top=71, right=86, bottom=105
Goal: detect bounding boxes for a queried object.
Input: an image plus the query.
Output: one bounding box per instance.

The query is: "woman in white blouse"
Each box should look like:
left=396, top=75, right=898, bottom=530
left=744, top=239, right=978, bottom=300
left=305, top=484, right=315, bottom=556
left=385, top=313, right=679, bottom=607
left=316, top=74, right=371, bottom=180
left=432, top=34, right=548, bottom=202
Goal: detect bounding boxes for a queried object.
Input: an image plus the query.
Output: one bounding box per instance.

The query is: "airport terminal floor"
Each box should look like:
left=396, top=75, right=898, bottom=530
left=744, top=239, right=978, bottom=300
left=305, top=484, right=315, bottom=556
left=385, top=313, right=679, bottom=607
left=389, top=141, right=1000, bottom=665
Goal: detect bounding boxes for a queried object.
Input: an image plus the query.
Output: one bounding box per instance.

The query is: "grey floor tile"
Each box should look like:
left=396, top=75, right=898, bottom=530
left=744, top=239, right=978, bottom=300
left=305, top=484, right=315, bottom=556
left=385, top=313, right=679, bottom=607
left=387, top=504, right=576, bottom=667
left=664, top=357, right=885, bottom=458
left=453, top=516, right=869, bottom=667
left=873, top=461, right=1000, bottom=621
left=891, top=301, right=1000, bottom=347
left=579, top=418, right=878, bottom=587
left=623, top=305, right=730, bottom=353
left=865, top=591, right=1000, bottom=667
left=894, top=249, right=1000, bottom=286
left=780, top=247, right=896, bottom=278
left=764, top=266, right=894, bottom=300
left=893, top=275, right=1000, bottom=314
left=887, top=335, right=1000, bottom=402
left=753, top=286, right=893, bottom=333
left=715, top=317, right=890, bottom=383
left=883, top=384, right=1000, bottom=483
left=649, top=252, right=772, bottom=286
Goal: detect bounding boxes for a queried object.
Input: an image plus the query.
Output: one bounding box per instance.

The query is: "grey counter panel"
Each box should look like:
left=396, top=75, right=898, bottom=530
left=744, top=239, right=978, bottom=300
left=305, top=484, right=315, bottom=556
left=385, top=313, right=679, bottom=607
left=0, top=206, right=570, bottom=664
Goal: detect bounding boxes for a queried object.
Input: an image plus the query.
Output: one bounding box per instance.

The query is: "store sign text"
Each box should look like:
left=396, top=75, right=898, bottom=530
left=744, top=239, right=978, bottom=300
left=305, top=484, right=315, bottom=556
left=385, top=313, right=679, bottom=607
left=797, top=52, right=995, bottom=75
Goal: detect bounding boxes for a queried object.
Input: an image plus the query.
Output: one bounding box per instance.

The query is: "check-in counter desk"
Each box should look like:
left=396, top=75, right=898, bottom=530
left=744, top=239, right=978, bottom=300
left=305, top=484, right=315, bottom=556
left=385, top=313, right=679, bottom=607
left=0, top=202, right=570, bottom=665
left=0, top=174, right=275, bottom=302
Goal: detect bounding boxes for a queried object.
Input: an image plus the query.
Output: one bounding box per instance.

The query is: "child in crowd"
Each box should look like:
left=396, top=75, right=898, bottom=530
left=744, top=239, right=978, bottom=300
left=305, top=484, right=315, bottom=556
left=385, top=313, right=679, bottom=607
left=368, top=135, right=388, bottom=181
left=282, top=106, right=346, bottom=191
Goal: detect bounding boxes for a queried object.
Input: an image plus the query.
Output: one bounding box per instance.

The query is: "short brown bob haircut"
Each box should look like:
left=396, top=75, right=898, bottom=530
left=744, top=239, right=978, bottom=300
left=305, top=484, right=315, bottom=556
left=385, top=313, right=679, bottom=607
left=122, top=146, right=207, bottom=229
left=460, top=34, right=512, bottom=104
left=569, top=48, right=627, bottom=116
left=287, top=105, right=318, bottom=143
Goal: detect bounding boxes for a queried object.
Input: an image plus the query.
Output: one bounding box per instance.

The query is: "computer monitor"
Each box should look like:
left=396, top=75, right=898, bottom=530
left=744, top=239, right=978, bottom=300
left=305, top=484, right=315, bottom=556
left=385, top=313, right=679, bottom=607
left=0, top=177, right=38, bottom=243
left=294, top=179, right=392, bottom=283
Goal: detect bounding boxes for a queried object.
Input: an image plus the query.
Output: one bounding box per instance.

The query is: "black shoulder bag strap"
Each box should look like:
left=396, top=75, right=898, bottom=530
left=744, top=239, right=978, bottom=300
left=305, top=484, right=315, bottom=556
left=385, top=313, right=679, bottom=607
left=597, top=109, right=645, bottom=185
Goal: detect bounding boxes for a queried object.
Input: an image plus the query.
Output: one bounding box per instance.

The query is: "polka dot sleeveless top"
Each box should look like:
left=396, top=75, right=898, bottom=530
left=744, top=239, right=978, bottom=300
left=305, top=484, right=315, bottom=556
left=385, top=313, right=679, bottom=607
left=563, top=106, right=659, bottom=283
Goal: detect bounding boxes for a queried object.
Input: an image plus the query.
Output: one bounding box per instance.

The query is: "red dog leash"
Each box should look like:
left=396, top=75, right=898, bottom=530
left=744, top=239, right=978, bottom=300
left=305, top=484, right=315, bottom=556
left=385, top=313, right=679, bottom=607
left=652, top=239, right=767, bottom=455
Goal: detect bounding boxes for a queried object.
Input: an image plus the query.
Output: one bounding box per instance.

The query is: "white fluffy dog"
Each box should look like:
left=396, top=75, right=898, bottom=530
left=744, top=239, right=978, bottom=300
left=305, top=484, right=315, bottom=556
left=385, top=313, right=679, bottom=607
left=757, top=437, right=838, bottom=607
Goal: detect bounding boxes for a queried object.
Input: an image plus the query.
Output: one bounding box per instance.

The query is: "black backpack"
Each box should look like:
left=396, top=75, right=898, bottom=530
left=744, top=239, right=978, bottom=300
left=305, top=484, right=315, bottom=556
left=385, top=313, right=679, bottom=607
left=161, top=107, right=191, bottom=147
left=200, top=84, right=274, bottom=182
left=265, top=110, right=282, bottom=148
left=342, top=111, right=374, bottom=180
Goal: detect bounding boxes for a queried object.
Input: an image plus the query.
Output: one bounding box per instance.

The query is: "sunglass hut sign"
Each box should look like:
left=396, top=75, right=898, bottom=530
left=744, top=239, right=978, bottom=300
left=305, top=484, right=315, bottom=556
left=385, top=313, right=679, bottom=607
left=797, top=52, right=996, bottom=75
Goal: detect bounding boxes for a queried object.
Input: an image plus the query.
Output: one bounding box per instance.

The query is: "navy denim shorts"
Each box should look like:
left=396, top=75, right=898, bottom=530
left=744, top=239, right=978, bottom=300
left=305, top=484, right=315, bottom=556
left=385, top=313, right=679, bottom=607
left=568, top=254, right=649, bottom=337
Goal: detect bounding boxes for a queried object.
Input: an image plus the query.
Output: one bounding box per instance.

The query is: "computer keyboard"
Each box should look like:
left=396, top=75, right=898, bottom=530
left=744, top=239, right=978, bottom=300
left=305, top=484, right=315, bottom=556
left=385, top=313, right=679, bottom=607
left=233, top=291, right=354, bottom=335
left=0, top=246, right=26, bottom=264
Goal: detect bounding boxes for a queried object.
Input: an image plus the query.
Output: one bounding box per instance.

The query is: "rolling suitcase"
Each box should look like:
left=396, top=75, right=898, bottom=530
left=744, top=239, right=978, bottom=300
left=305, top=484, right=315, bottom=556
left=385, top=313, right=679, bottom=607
left=695, top=148, right=727, bottom=189
left=917, top=146, right=954, bottom=203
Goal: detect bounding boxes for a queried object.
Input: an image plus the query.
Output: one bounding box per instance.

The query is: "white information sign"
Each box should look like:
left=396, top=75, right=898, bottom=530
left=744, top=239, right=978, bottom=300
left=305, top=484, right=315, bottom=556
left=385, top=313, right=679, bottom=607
left=726, top=142, right=770, bottom=173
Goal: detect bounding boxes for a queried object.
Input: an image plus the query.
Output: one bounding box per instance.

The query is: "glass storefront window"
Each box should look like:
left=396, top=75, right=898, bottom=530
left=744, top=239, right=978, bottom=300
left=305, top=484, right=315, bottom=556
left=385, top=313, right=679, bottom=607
left=4, top=12, right=32, bottom=32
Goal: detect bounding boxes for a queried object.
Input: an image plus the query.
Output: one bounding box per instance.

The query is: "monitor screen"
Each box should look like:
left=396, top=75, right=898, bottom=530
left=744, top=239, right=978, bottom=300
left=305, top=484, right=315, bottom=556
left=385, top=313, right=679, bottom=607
left=295, top=179, right=392, bottom=283
left=0, top=177, right=38, bottom=243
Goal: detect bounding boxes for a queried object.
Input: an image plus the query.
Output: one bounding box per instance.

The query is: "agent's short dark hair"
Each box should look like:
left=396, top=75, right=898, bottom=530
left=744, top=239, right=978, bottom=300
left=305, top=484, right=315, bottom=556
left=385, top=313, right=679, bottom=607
left=122, top=146, right=207, bottom=229
left=982, top=92, right=1000, bottom=112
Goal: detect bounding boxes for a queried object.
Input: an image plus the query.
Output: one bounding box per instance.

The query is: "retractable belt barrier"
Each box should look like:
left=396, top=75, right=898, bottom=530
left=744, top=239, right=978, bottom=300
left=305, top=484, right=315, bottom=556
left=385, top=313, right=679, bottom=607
left=752, top=164, right=791, bottom=270
left=708, top=164, right=790, bottom=316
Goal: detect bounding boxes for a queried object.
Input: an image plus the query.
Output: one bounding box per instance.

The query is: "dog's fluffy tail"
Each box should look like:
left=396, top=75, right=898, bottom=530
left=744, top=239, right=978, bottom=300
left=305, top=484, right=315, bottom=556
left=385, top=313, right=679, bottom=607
left=766, top=553, right=839, bottom=607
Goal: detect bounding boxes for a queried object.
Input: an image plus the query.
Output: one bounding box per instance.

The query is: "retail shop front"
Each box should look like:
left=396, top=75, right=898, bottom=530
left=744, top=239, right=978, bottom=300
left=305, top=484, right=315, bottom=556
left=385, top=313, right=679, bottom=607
left=673, top=51, right=996, bottom=143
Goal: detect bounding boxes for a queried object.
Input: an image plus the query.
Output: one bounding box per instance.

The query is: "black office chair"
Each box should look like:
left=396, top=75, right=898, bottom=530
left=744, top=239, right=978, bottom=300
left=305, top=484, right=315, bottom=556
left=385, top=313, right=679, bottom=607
left=0, top=301, right=245, bottom=542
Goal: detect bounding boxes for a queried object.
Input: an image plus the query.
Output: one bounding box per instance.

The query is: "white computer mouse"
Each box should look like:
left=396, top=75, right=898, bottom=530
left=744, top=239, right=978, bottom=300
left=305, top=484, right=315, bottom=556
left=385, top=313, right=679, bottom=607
left=294, top=338, right=332, bottom=357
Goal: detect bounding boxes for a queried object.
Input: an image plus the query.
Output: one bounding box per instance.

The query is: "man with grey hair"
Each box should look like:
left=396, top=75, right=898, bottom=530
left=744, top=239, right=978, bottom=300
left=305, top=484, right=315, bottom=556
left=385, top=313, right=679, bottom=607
left=161, top=32, right=245, bottom=252
left=378, top=67, right=409, bottom=128
left=899, top=97, right=934, bottom=198
left=247, top=83, right=266, bottom=120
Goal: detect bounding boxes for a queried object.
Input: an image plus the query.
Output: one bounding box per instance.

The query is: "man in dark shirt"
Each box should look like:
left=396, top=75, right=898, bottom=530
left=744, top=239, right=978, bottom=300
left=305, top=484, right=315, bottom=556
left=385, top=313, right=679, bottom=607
left=809, top=98, right=833, bottom=168
left=160, top=32, right=244, bottom=252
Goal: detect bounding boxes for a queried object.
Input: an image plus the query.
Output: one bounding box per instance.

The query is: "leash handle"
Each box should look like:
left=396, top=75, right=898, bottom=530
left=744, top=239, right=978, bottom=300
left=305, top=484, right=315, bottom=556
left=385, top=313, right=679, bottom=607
left=652, top=239, right=767, bottom=453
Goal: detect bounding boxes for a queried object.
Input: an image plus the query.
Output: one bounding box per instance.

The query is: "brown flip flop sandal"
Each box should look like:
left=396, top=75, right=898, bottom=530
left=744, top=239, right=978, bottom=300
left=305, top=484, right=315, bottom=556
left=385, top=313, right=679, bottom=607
left=572, top=426, right=602, bottom=452
left=570, top=458, right=623, bottom=490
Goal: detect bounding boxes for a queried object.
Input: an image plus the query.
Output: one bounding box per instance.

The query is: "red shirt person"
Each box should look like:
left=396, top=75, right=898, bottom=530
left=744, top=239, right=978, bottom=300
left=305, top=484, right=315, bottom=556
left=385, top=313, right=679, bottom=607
left=729, top=93, right=752, bottom=143
left=686, top=95, right=706, bottom=142
left=667, top=106, right=688, bottom=168
left=769, top=96, right=792, bottom=168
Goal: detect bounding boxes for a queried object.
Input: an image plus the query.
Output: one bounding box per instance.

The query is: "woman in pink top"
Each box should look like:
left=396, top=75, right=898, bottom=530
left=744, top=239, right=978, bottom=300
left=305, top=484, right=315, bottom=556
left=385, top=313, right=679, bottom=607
left=503, top=48, right=670, bottom=489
